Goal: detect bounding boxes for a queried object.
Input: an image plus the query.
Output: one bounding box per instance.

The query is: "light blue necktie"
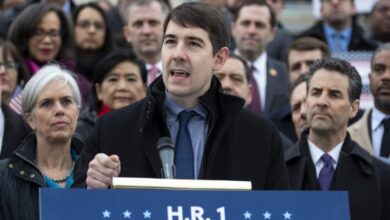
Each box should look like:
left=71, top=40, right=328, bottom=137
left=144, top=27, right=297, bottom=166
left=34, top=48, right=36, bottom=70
left=175, top=110, right=196, bottom=179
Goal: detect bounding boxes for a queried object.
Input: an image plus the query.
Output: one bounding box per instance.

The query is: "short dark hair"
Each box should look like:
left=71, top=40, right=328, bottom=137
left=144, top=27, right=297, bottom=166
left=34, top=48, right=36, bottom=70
left=72, top=2, right=114, bottom=53
left=289, top=73, right=308, bottom=98
left=163, top=2, right=230, bottom=55
left=370, top=43, right=390, bottom=68
left=7, top=3, right=74, bottom=61
left=228, top=53, right=250, bottom=83
left=0, top=39, right=30, bottom=85
left=91, top=50, right=147, bottom=109
left=307, top=57, right=362, bottom=103
left=94, top=50, right=147, bottom=85
left=286, top=37, right=330, bottom=66
left=233, top=0, right=276, bottom=28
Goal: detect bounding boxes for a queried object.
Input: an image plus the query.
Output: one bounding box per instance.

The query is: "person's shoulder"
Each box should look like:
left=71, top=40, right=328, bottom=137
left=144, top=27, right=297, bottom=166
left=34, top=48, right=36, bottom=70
left=235, top=108, right=276, bottom=129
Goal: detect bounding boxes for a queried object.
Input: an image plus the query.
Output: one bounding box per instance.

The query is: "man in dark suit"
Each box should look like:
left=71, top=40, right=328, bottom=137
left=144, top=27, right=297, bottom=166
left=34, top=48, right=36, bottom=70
left=0, top=103, right=29, bottom=159
left=74, top=2, right=289, bottom=190
left=285, top=57, right=390, bottom=220
left=297, top=0, right=376, bottom=54
left=349, top=43, right=390, bottom=157
left=271, top=37, right=330, bottom=142
left=231, top=0, right=289, bottom=116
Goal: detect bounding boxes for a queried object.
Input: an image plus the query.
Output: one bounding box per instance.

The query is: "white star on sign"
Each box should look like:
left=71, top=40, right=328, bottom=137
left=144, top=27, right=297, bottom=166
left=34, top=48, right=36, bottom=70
left=243, top=211, right=252, bottom=219
left=283, top=211, right=292, bottom=219
left=263, top=211, right=271, bottom=219
left=143, top=210, right=151, bottom=219
left=123, top=210, right=131, bottom=218
left=102, top=210, right=111, bottom=218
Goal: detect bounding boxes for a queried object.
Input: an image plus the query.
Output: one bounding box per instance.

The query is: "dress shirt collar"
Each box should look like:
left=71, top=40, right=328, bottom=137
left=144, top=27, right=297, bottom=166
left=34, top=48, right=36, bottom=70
left=164, top=91, right=208, bottom=121
left=372, top=107, right=390, bottom=131
left=146, top=60, right=162, bottom=73
left=308, top=138, right=343, bottom=165
left=323, top=23, right=352, bottom=52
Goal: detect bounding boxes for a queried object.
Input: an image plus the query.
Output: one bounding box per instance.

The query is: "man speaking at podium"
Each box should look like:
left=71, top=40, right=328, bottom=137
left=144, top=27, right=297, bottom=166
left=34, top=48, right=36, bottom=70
left=74, top=2, right=289, bottom=190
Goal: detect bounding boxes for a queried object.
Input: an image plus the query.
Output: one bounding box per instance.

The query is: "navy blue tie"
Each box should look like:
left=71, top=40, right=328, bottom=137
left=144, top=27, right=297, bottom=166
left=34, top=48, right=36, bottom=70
left=318, top=154, right=335, bottom=191
left=175, top=110, right=196, bottom=179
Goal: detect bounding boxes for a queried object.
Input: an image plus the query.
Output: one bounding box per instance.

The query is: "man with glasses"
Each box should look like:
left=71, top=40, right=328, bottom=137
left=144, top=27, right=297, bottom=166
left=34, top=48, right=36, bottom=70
left=297, top=0, right=376, bottom=53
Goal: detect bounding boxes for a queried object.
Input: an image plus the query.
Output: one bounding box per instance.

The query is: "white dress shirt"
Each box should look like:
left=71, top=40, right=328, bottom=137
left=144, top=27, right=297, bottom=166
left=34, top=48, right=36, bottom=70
left=234, top=50, right=268, bottom=112
left=146, top=61, right=162, bottom=85
left=371, top=107, right=390, bottom=156
left=308, top=139, right=343, bottom=177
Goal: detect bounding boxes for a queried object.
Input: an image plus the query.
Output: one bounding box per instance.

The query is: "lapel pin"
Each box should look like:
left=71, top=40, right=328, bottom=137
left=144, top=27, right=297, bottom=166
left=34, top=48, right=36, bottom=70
left=269, top=68, right=277, bottom=77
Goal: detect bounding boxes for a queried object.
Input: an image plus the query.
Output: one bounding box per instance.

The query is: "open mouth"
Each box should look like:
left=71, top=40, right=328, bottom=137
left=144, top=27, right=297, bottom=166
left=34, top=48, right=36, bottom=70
left=171, top=69, right=190, bottom=78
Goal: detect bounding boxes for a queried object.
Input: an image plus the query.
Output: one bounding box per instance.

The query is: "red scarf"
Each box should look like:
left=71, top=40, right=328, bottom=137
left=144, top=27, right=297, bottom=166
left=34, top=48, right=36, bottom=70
left=98, top=105, right=112, bottom=117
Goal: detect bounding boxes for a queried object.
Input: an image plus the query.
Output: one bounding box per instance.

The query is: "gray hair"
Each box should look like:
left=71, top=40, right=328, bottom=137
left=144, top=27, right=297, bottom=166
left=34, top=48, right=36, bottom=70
left=121, top=0, right=170, bottom=25
left=22, top=64, right=81, bottom=114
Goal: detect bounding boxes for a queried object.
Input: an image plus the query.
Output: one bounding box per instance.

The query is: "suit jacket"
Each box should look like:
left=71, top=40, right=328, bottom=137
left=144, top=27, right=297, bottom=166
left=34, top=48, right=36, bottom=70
left=348, top=109, right=374, bottom=155
left=285, top=133, right=390, bottom=220
left=74, top=76, right=290, bottom=190
left=254, top=57, right=289, bottom=116
left=267, top=24, right=293, bottom=62
left=296, top=20, right=377, bottom=52
left=0, top=104, right=29, bottom=159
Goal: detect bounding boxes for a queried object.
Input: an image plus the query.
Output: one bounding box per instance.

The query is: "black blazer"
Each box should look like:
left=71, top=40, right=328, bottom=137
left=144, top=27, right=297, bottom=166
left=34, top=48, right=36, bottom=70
left=296, top=20, right=377, bottom=52
left=74, top=76, right=290, bottom=190
left=0, top=104, right=29, bottom=159
left=249, top=57, right=290, bottom=116
left=285, top=134, right=390, bottom=220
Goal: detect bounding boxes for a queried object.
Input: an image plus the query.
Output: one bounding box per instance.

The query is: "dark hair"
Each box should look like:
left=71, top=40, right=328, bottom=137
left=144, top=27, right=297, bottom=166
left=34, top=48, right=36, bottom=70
left=90, top=50, right=147, bottom=109
left=307, top=57, right=362, bottom=102
left=228, top=53, right=250, bottom=83
left=233, top=0, right=276, bottom=28
left=163, top=2, right=230, bottom=55
left=0, top=39, right=30, bottom=85
left=289, top=73, right=308, bottom=98
left=7, top=3, right=74, bottom=61
left=72, top=2, right=114, bottom=53
left=370, top=43, right=390, bottom=67
left=286, top=37, right=330, bottom=66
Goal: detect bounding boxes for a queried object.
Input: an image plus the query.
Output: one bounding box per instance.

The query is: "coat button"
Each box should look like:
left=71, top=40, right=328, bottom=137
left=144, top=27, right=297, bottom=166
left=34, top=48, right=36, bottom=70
left=30, top=173, right=36, bottom=178
left=8, top=164, right=14, bottom=169
left=20, top=170, right=25, bottom=175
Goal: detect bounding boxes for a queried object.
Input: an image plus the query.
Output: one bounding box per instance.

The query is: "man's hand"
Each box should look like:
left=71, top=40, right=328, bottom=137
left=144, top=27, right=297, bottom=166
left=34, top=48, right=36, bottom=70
left=86, top=153, right=121, bottom=189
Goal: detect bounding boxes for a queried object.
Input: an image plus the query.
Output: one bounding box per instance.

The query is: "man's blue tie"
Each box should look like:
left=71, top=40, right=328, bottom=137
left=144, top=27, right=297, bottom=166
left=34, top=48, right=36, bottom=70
left=175, top=110, right=196, bottom=179
left=318, top=154, right=335, bottom=190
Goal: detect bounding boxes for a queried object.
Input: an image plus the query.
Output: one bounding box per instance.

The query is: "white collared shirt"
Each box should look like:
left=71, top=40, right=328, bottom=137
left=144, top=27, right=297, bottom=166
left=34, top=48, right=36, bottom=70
left=0, top=108, right=4, bottom=153
left=308, top=139, right=343, bottom=177
left=146, top=61, right=163, bottom=85
left=234, top=50, right=268, bottom=111
left=371, top=107, right=390, bottom=156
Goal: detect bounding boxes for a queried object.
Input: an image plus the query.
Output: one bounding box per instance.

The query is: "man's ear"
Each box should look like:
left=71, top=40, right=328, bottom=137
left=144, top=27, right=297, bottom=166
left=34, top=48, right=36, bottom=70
left=212, top=47, right=229, bottom=72
left=123, top=25, right=132, bottom=43
left=349, top=99, right=360, bottom=119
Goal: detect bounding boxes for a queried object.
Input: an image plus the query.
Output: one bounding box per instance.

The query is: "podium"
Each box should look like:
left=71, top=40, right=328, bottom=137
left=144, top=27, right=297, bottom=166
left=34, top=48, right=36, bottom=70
left=40, top=189, right=350, bottom=220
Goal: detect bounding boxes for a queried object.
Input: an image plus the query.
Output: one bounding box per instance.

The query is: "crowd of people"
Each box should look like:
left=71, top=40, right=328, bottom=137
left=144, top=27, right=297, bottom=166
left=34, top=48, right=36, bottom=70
left=0, top=0, right=389, bottom=219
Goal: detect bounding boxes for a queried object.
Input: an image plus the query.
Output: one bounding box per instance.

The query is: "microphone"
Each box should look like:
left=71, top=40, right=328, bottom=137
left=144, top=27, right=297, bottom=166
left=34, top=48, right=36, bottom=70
left=157, top=137, right=176, bottom=179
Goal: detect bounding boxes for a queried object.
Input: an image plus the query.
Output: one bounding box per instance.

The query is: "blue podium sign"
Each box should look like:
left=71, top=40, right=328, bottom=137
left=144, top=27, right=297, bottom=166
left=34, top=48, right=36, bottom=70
left=40, top=189, right=350, bottom=220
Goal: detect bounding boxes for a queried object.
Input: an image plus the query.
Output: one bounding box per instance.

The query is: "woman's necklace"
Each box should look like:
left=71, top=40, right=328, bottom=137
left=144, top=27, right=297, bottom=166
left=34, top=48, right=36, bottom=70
left=36, top=160, right=76, bottom=183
